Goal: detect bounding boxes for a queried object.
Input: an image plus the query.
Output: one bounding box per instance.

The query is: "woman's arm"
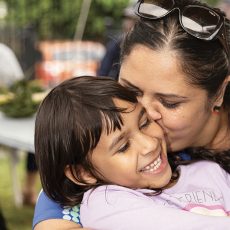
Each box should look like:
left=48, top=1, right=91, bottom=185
left=33, top=191, right=82, bottom=229
left=34, top=219, right=83, bottom=230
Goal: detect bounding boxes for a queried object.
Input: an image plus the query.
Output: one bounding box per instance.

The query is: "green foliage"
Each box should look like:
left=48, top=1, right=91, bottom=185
left=5, top=0, right=220, bottom=40
left=0, top=80, right=44, bottom=118
left=4, top=0, right=129, bottom=40
left=204, top=0, right=219, bottom=6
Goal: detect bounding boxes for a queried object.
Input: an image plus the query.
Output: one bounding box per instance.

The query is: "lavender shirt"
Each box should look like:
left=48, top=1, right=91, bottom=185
left=81, top=161, right=230, bottom=230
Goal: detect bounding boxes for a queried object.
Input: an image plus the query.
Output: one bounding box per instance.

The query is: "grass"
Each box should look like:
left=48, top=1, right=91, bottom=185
left=0, top=147, right=41, bottom=230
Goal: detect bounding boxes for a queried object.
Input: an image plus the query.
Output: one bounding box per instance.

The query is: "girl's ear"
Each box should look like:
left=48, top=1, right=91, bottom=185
left=213, top=75, right=230, bottom=107
left=64, top=165, right=97, bottom=186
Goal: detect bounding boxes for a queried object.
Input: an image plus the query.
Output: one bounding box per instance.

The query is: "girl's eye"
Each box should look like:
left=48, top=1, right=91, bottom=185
left=140, top=117, right=151, bottom=129
left=117, top=141, right=130, bottom=153
left=160, top=99, right=180, bottom=109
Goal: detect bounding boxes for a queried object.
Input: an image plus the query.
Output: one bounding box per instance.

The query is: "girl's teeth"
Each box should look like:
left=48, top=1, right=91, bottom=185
left=142, top=156, right=162, bottom=172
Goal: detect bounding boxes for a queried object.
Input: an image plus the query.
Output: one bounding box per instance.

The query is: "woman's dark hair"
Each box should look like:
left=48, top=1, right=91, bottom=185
left=35, top=76, right=137, bottom=206
left=121, top=0, right=230, bottom=112
left=120, top=0, right=230, bottom=170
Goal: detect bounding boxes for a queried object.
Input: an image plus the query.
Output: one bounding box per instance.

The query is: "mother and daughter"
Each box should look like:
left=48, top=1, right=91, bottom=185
left=34, top=76, right=230, bottom=230
left=33, top=0, right=230, bottom=229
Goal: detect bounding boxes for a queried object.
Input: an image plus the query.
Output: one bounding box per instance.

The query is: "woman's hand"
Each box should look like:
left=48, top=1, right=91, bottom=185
left=34, top=219, right=90, bottom=230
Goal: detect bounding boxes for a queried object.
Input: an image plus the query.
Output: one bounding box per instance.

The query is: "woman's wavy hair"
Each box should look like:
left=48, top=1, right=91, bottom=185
left=35, top=76, right=138, bottom=206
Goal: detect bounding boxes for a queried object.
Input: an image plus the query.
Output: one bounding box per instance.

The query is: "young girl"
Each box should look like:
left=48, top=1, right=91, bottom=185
left=34, top=76, right=230, bottom=229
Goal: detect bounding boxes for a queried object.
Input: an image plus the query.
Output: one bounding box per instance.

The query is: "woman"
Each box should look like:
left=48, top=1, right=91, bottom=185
left=33, top=0, right=230, bottom=229
left=119, top=0, right=230, bottom=154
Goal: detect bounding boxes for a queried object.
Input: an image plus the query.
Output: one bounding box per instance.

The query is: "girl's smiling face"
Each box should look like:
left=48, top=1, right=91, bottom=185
left=119, top=45, right=218, bottom=152
left=90, top=99, right=172, bottom=189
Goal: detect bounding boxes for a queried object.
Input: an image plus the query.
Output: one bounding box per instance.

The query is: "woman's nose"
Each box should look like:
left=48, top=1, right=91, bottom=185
left=138, top=96, right=162, bottom=121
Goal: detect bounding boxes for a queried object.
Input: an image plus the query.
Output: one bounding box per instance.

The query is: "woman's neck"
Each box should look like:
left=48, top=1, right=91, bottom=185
left=207, top=110, right=230, bottom=151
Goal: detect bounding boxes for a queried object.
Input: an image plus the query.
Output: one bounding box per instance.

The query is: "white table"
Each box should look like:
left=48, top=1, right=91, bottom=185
left=0, top=112, right=35, bottom=207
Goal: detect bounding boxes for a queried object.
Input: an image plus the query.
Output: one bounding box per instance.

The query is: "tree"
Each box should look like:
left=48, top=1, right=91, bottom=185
left=4, top=0, right=129, bottom=41
left=4, top=0, right=221, bottom=40
left=205, top=0, right=219, bottom=6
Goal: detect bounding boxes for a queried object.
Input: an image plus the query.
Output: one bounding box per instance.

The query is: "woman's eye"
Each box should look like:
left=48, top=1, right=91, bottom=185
left=117, top=141, right=130, bottom=153
left=161, top=99, right=180, bottom=109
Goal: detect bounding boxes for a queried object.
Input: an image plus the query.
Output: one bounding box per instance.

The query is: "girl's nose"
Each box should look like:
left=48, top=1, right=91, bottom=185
left=138, top=96, right=162, bottom=121
left=136, top=132, right=160, bottom=156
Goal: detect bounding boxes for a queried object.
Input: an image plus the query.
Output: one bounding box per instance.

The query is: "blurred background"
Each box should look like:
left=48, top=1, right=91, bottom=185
left=0, top=0, right=227, bottom=229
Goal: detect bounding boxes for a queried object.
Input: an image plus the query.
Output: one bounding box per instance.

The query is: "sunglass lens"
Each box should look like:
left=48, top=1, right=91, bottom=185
left=138, top=0, right=174, bottom=18
left=182, top=6, right=220, bottom=39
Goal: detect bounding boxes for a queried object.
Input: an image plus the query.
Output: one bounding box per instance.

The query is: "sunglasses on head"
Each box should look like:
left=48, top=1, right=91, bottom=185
left=135, top=0, right=230, bottom=57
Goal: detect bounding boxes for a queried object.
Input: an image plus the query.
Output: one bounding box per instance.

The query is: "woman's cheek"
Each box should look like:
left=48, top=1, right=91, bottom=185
left=162, top=110, right=191, bottom=132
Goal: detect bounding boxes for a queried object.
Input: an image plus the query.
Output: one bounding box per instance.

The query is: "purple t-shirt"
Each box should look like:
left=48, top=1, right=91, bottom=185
left=80, top=161, right=230, bottom=230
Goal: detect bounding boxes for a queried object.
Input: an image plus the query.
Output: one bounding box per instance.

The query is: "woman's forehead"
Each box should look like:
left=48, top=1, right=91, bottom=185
left=119, top=46, right=208, bottom=99
left=120, top=45, right=181, bottom=75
